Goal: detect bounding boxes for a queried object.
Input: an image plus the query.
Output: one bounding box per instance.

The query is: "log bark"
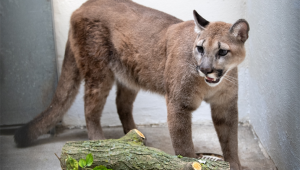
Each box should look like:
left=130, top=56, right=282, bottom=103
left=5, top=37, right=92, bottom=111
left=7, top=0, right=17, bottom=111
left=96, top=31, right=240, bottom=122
left=60, top=129, right=229, bottom=170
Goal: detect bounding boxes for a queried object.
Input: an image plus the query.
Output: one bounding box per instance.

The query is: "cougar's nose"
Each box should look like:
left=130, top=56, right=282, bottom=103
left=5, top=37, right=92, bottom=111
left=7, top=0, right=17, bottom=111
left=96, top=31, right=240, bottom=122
left=200, top=67, right=213, bottom=75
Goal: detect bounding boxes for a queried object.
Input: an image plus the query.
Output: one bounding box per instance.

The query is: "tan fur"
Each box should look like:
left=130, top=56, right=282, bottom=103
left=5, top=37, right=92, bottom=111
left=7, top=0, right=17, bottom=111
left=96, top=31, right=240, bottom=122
left=14, top=1, right=249, bottom=169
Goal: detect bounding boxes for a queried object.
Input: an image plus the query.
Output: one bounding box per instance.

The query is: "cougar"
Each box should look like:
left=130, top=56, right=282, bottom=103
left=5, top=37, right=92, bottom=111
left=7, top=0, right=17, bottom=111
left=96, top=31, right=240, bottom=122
left=14, top=0, right=249, bottom=169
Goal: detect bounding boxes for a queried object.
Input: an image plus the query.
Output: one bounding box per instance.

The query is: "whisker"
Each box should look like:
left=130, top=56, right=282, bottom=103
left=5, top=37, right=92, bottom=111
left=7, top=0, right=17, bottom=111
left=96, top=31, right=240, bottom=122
left=223, top=76, right=238, bottom=82
left=223, top=75, right=238, bottom=81
left=224, top=75, right=237, bottom=80
left=223, top=77, right=238, bottom=86
left=223, top=79, right=237, bottom=86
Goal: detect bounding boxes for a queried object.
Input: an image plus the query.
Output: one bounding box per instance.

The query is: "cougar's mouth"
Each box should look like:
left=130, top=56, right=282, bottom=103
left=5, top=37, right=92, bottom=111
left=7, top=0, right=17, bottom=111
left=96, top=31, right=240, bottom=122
left=205, top=76, right=220, bottom=84
left=196, top=66, right=224, bottom=86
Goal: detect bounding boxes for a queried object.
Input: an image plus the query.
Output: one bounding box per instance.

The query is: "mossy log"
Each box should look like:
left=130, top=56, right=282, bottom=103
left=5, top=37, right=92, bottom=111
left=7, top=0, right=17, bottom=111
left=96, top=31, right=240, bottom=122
left=60, top=129, right=229, bottom=170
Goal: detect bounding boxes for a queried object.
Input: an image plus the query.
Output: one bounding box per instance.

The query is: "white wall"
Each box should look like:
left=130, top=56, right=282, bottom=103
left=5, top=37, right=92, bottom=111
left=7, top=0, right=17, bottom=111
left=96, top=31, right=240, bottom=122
left=52, top=0, right=248, bottom=127
left=241, top=1, right=300, bottom=169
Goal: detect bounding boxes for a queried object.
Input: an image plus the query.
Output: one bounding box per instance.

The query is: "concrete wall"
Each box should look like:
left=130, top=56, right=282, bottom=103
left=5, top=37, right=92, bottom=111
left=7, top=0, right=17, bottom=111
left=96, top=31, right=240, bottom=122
left=241, top=1, right=300, bottom=169
left=52, top=0, right=248, bottom=127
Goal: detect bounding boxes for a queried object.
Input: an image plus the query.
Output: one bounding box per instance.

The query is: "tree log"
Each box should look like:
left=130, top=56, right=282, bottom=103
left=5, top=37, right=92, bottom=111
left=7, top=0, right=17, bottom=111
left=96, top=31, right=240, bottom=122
left=60, top=129, right=229, bottom=170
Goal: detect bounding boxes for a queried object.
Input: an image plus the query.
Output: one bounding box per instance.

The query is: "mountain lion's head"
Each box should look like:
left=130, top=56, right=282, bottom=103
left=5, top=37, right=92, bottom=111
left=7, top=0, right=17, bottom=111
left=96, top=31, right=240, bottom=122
left=193, top=10, right=249, bottom=87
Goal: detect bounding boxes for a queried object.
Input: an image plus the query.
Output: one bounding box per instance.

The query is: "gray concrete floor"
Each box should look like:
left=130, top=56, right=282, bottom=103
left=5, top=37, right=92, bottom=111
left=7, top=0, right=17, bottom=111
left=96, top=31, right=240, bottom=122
left=0, top=124, right=276, bottom=170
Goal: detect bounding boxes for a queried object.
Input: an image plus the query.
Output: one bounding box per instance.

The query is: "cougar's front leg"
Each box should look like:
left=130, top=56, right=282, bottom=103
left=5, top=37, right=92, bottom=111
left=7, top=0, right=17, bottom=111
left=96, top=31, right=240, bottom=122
left=211, top=99, right=241, bottom=170
left=116, top=82, right=138, bottom=134
left=166, top=100, right=196, bottom=158
left=84, top=70, right=114, bottom=140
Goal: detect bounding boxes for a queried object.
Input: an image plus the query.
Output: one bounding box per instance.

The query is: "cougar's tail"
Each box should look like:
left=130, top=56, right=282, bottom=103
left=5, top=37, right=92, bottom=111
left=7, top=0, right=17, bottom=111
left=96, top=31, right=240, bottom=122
left=14, top=40, right=82, bottom=147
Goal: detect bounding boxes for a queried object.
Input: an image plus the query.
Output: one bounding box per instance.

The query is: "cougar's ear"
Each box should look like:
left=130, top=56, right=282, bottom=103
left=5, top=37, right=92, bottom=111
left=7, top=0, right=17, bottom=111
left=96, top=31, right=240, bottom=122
left=193, top=10, right=209, bottom=34
left=230, top=19, right=250, bottom=42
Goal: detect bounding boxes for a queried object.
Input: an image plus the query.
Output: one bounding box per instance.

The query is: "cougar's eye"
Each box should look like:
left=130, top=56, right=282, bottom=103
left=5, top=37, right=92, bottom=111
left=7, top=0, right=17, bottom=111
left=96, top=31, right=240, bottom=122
left=218, top=49, right=228, bottom=56
left=197, top=46, right=204, bottom=54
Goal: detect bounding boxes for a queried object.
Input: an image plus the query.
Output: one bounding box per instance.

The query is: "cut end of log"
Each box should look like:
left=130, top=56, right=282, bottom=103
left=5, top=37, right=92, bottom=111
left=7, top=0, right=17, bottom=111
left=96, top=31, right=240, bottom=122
left=192, top=162, right=202, bottom=170
left=133, top=129, right=145, bottom=139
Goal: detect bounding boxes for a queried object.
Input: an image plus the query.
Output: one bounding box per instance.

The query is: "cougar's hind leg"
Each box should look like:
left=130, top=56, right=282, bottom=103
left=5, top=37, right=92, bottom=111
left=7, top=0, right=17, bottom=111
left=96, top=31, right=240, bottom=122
left=70, top=14, right=115, bottom=140
left=116, top=82, right=138, bottom=134
left=84, top=68, right=114, bottom=140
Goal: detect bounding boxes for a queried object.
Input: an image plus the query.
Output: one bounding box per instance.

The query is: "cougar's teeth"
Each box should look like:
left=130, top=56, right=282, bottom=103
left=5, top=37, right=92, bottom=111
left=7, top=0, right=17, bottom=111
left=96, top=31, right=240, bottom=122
left=205, top=76, right=214, bottom=81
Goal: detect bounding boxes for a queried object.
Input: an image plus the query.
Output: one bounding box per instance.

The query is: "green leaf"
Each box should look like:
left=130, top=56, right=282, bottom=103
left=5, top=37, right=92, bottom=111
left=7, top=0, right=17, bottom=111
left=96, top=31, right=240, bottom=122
left=66, top=155, right=78, bottom=170
left=177, top=155, right=183, bottom=158
left=79, top=159, right=87, bottom=168
left=86, top=153, right=94, bottom=166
